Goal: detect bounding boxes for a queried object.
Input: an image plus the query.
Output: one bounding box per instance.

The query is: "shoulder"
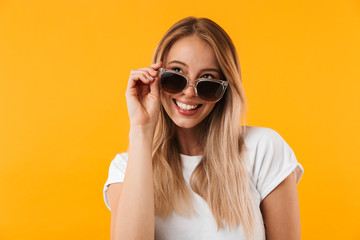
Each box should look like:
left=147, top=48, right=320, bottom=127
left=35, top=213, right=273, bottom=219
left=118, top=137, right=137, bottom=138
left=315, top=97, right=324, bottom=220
left=108, top=152, right=129, bottom=173
left=111, top=152, right=128, bottom=163
left=114, top=152, right=128, bottom=161
left=243, top=126, right=298, bottom=179
left=243, top=125, right=286, bottom=151
left=104, top=153, right=129, bottom=210
left=243, top=126, right=304, bottom=201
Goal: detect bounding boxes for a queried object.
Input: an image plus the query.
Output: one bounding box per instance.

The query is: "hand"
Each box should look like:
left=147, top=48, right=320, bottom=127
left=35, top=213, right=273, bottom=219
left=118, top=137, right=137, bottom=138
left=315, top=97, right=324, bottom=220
left=125, top=62, right=162, bottom=129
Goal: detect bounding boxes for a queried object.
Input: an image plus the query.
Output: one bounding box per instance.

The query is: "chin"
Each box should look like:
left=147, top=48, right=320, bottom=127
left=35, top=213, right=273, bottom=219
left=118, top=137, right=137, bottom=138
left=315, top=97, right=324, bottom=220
left=173, top=121, right=199, bottom=129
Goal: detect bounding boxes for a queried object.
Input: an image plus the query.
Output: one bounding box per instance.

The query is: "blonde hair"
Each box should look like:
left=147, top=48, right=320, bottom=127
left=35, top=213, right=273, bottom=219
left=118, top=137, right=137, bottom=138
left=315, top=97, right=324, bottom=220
left=151, top=17, right=256, bottom=239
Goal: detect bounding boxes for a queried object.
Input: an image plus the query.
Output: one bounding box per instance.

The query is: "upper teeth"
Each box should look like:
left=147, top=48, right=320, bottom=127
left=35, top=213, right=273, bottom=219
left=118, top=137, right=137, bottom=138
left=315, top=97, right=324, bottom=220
left=175, top=100, right=199, bottom=110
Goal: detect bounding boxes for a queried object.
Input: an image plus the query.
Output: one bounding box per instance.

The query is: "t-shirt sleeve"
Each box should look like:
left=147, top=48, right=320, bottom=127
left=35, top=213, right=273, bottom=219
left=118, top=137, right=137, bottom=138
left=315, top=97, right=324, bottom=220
left=252, top=129, right=304, bottom=201
left=103, top=153, right=128, bottom=210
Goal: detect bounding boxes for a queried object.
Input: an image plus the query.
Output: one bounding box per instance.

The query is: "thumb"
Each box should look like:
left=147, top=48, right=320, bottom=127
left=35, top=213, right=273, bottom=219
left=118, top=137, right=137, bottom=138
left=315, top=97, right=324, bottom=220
left=150, top=76, right=160, bottom=98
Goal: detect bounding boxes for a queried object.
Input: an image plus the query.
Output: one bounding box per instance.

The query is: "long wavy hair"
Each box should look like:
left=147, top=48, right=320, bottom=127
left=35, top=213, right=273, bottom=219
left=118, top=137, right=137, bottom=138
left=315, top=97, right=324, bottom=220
left=151, top=17, right=256, bottom=239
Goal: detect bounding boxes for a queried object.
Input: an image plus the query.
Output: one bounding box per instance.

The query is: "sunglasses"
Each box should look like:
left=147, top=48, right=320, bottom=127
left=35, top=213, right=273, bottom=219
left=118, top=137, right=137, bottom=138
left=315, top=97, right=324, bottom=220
left=158, top=68, right=228, bottom=102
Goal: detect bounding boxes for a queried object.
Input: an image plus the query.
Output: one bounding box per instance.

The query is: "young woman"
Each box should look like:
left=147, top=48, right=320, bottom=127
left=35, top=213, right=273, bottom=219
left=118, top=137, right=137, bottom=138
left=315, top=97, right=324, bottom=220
left=103, top=17, right=304, bottom=240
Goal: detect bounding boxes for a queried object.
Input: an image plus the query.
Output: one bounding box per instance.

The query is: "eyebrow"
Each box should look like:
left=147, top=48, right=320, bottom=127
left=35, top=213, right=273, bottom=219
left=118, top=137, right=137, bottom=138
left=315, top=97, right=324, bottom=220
left=168, top=60, right=221, bottom=74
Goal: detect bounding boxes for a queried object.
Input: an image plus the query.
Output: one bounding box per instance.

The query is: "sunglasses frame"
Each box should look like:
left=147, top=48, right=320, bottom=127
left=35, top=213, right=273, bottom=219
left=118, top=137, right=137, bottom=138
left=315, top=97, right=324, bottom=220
left=158, top=68, right=229, bottom=103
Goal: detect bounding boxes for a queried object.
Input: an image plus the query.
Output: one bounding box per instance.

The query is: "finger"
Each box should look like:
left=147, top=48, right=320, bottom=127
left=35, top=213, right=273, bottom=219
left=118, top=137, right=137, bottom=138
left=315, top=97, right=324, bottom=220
left=137, top=72, right=153, bottom=84
left=127, top=71, right=153, bottom=92
left=129, top=69, right=154, bottom=78
left=150, top=61, right=162, bottom=70
left=140, top=83, right=151, bottom=96
left=129, top=71, right=154, bottom=83
left=136, top=67, right=158, bottom=77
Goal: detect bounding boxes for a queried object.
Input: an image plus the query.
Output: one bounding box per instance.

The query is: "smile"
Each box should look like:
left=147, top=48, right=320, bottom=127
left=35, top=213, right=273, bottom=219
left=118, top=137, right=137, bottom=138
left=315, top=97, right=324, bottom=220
left=173, top=100, right=202, bottom=111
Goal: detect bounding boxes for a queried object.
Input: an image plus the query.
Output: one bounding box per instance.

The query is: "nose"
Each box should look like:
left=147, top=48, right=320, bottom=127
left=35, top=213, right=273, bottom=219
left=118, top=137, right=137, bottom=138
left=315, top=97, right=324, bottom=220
left=182, top=83, right=197, bottom=98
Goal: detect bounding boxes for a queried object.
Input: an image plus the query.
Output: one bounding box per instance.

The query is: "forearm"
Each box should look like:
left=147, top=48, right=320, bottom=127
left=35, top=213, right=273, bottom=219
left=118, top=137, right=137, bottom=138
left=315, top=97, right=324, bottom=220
left=111, top=126, right=155, bottom=240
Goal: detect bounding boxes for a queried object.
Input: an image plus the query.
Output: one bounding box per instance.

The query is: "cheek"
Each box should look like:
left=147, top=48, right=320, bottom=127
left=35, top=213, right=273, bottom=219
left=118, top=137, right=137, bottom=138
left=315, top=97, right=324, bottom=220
left=161, top=91, right=182, bottom=107
left=205, top=103, right=216, bottom=112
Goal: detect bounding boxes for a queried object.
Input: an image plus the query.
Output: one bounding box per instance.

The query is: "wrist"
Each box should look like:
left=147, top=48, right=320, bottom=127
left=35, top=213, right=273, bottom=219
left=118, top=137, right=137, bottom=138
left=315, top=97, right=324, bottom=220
left=129, top=124, right=156, bottom=140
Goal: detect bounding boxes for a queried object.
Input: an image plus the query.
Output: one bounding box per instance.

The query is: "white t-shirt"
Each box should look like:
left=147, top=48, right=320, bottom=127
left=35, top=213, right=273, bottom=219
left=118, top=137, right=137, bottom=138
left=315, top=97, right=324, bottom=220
left=103, top=126, right=304, bottom=240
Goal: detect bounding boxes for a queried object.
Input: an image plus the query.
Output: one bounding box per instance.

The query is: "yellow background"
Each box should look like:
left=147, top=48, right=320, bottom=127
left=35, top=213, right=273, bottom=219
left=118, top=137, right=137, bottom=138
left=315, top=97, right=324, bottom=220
left=1, top=0, right=359, bottom=239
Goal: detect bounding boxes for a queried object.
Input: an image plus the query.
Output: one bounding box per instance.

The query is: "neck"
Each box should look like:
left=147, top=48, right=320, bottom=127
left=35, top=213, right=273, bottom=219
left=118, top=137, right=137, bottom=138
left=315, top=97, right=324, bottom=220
left=175, top=126, right=203, bottom=156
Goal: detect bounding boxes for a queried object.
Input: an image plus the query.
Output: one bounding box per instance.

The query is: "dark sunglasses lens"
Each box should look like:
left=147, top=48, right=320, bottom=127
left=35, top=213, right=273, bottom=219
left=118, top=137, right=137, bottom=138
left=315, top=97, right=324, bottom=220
left=197, top=81, right=224, bottom=102
left=160, top=72, right=187, bottom=93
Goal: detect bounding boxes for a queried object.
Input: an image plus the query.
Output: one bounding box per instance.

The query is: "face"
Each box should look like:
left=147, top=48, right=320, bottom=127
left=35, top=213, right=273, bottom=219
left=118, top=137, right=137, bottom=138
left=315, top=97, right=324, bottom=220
left=161, top=35, right=222, bottom=129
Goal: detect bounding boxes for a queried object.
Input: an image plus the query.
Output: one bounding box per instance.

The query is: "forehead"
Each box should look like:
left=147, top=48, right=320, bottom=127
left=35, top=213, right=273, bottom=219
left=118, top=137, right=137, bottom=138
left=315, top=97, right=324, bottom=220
left=165, top=36, right=220, bottom=69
